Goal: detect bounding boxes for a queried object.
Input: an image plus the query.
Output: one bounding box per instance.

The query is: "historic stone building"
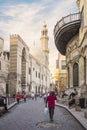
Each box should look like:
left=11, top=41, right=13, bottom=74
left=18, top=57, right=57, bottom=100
left=0, top=24, right=50, bottom=96
left=54, top=0, right=87, bottom=97
left=49, top=53, right=66, bottom=95
left=57, top=53, right=67, bottom=95
left=0, top=37, right=9, bottom=95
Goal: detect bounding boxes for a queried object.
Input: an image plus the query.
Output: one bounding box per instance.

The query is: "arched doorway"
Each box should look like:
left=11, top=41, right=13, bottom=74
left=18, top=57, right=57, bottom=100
left=21, top=48, right=26, bottom=92
left=73, top=62, right=79, bottom=87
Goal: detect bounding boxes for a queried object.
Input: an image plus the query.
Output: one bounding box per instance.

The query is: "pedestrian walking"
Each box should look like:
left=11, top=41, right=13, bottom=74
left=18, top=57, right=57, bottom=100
left=45, top=91, right=57, bottom=122
left=16, top=92, right=21, bottom=104
left=43, top=93, right=47, bottom=103
left=34, top=93, right=37, bottom=100
left=31, top=92, right=35, bottom=100
left=23, top=93, right=27, bottom=102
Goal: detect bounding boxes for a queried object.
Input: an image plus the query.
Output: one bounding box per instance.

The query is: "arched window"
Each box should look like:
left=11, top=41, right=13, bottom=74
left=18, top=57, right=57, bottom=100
left=73, top=63, right=79, bottom=87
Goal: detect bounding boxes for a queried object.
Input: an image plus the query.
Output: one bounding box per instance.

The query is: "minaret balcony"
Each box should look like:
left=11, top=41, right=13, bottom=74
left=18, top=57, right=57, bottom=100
left=54, top=13, right=81, bottom=55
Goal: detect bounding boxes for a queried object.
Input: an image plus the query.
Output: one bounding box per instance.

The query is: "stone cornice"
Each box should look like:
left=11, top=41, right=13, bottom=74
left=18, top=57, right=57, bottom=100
left=10, top=34, right=29, bottom=51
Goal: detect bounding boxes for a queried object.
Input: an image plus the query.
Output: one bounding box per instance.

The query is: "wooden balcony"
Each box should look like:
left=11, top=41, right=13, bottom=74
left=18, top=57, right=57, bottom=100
left=54, top=13, right=81, bottom=55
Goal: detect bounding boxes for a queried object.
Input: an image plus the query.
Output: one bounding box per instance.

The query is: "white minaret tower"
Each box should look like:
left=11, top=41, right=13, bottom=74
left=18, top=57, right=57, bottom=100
left=40, top=23, right=49, bottom=67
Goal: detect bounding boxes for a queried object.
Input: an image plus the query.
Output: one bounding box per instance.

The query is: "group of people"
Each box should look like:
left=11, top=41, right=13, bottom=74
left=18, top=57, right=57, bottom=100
left=16, top=92, right=27, bottom=103
left=0, top=88, right=78, bottom=122
left=68, top=88, right=78, bottom=108
left=61, top=88, right=78, bottom=108
left=0, top=92, right=27, bottom=111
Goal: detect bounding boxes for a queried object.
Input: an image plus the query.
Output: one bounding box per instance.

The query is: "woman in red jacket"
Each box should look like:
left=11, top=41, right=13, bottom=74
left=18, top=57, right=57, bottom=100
left=46, top=91, right=57, bottom=122
left=16, top=92, right=21, bottom=104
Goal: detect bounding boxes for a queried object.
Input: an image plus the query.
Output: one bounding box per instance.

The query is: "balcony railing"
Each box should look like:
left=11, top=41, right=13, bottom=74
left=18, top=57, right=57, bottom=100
left=54, top=13, right=81, bottom=37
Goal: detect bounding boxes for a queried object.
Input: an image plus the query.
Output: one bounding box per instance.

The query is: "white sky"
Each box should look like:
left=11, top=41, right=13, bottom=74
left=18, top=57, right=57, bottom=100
left=0, top=0, right=78, bottom=74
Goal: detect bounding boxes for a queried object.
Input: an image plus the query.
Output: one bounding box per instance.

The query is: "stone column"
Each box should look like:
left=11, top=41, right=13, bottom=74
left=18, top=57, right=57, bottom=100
left=66, top=67, right=69, bottom=89
left=68, top=63, right=73, bottom=88
left=79, top=56, right=84, bottom=85
left=84, top=0, right=87, bottom=28
left=70, top=63, right=73, bottom=88
left=79, top=56, right=86, bottom=95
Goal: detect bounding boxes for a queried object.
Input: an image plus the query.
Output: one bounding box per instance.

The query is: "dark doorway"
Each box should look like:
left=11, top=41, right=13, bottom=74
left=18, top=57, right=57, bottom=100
left=73, top=63, right=79, bottom=87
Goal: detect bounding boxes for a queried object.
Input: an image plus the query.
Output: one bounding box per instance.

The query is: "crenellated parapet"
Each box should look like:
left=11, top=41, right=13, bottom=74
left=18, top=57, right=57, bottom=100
left=10, top=34, right=19, bottom=43
left=10, top=34, right=29, bottom=50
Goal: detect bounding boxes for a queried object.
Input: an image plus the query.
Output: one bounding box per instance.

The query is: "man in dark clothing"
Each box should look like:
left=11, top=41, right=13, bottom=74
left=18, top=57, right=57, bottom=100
left=69, top=88, right=78, bottom=99
left=0, top=95, right=7, bottom=110
left=45, top=91, right=57, bottom=122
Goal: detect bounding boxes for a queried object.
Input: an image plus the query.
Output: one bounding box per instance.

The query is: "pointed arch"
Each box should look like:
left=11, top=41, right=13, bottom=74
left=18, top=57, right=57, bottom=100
left=73, top=62, right=79, bottom=87
left=21, top=48, right=26, bottom=92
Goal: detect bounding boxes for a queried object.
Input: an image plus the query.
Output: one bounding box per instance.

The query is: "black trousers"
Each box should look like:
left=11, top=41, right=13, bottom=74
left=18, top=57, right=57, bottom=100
left=17, top=98, right=20, bottom=104
left=48, top=107, right=54, bottom=120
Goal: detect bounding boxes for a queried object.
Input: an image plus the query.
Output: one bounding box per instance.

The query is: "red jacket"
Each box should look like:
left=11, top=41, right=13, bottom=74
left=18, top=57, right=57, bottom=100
left=46, top=93, right=57, bottom=107
left=16, top=93, right=21, bottom=99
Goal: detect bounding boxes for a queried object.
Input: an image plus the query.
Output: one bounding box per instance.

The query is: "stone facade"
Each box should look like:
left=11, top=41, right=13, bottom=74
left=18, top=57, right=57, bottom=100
left=9, top=34, right=30, bottom=95
left=66, top=0, right=87, bottom=96
left=0, top=37, right=9, bottom=95
left=54, top=0, right=87, bottom=98
left=0, top=24, right=50, bottom=96
left=57, top=53, right=67, bottom=94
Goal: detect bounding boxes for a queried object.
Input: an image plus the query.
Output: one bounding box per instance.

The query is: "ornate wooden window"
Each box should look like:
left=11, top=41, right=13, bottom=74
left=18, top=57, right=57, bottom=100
left=73, top=63, right=79, bottom=87
left=61, top=60, right=66, bottom=69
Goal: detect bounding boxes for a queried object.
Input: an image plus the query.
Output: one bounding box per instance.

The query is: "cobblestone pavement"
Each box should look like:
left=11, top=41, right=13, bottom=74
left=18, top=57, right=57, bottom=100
left=0, top=98, right=86, bottom=130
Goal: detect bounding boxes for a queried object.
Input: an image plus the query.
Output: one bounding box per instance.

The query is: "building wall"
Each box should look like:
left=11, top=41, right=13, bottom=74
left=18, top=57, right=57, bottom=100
left=0, top=24, right=50, bottom=96
left=9, top=34, right=30, bottom=95
left=58, top=53, right=67, bottom=94
left=0, top=38, right=9, bottom=95
left=65, top=0, right=87, bottom=96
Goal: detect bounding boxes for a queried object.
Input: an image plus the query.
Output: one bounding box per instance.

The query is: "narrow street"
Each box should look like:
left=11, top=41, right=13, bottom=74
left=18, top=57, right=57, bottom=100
left=0, top=98, right=86, bottom=130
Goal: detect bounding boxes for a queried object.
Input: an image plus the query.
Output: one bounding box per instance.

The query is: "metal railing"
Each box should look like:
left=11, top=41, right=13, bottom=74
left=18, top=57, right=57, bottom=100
left=54, top=13, right=81, bottom=36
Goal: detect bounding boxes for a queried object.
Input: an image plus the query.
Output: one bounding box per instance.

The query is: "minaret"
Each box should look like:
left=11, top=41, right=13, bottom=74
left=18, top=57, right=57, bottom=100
left=40, top=23, right=49, bottom=67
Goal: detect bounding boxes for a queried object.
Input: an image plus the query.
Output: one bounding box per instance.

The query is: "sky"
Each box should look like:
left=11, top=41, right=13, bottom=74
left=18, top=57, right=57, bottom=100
left=0, top=0, right=78, bottom=74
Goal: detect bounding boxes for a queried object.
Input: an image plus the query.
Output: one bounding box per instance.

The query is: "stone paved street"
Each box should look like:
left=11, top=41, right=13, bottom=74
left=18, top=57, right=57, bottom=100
left=0, top=98, right=86, bottom=130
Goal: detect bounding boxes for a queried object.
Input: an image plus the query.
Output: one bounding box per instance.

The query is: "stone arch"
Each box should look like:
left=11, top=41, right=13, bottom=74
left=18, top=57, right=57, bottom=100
left=21, top=47, right=26, bottom=92
left=73, top=62, right=79, bottom=87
